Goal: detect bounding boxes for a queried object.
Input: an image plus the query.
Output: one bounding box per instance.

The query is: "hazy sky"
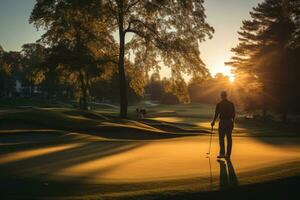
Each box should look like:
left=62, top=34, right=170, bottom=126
left=0, top=0, right=262, bottom=78
left=199, top=0, right=262, bottom=77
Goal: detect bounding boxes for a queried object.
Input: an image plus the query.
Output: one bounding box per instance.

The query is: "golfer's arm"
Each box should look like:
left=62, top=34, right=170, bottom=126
left=212, top=106, right=219, bottom=123
left=232, top=105, right=236, bottom=122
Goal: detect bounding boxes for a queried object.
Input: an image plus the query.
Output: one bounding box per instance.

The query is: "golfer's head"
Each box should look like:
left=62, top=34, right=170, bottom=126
left=221, top=91, right=227, bottom=100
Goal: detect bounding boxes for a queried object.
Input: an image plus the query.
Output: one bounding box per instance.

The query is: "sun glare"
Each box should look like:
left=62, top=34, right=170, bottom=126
left=229, top=75, right=235, bottom=83
left=212, top=65, right=235, bottom=83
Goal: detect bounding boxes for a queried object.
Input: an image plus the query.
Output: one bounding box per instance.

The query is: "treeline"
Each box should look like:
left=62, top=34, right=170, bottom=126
left=1, top=0, right=300, bottom=121
left=1, top=0, right=214, bottom=115
left=145, top=72, right=237, bottom=105
left=227, top=0, right=300, bottom=122
left=0, top=43, right=142, bottom=105
left=0, top=43, right=233, bottom=107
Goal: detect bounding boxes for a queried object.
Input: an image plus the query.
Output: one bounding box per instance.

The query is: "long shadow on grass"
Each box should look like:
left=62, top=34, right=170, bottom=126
left=232, top=119, right=300, bottom=147
left=0, top=140, right=145, bottom=180
left=1, top=159, right=299, bottom=199
left=140, top=118, right=210, bottom=134
left=0, top=139, right=151, bottom=198
left=0, top=118, right=205, bottom=140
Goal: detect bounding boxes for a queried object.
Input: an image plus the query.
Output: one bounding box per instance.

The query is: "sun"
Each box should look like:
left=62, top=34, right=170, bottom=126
left=228, top=75, right=235, bottom=83
left=211, top=65, right=235, bottom=83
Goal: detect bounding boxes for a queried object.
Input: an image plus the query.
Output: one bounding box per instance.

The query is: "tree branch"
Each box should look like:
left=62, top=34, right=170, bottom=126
left=124, top=19, right=162, bottom=43
left=125, top=28, right=145, bottom=38
left=125, top=0, right=141, bottom=14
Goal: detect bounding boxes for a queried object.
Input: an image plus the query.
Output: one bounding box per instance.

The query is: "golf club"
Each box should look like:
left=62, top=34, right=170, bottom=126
left=206, top=126, right=213, bottom=155
left=208, top=154, right=213, bottom=190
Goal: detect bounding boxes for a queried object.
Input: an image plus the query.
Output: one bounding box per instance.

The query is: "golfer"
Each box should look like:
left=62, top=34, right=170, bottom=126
left=211, top=91, right=235, bottom=158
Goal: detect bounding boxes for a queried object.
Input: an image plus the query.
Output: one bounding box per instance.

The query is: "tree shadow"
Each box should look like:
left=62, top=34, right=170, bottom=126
left=0, top=140, right=145, bottom=179
left=0, top=138, right=151, bottom=198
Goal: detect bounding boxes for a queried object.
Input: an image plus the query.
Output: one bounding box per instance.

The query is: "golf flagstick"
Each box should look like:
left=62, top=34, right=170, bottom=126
left=206, top=126, right=213, bottom=155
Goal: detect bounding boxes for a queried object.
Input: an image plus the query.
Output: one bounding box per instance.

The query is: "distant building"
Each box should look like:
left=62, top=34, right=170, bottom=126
left=0, top=67, right=41, bottom=98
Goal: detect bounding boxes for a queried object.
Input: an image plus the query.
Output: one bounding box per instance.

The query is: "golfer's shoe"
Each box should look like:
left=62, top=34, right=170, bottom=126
left=217, top=155, right=226, bottom=159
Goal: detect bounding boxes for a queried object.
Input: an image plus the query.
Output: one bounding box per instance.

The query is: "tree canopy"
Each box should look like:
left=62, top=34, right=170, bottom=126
left=227, top=0, right=300, bottom=121
left=101, top=0, right=214, bottom=117
left=30, top=0, right=118, bottom=109
left=29, top=0, right=214, bottom=116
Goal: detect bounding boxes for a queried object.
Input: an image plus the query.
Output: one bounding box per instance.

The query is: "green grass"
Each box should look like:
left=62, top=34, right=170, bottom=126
left=129, top=103, right=300, bottom=137
left=0, top=107, right=208, bottom=140
left=0, top=103, right=299, bottom=200
left=128, top=103, right=214, bottom=118
left=1, top=101, right=299, bottom=138
left=0, top=97, right=72, bottom=108
left=0, top=108, right=103, bottom=129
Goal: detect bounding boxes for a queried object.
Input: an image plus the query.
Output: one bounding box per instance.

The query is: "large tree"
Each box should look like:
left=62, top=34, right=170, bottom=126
left=0, top=46, right=11, bottom=97
left=30, top=0, right=213, bottom=116
left=0, top=49, right=23, bottom=97
left=227, top=0, right=300, bottom=122
left=100, top=0, right=213, bottom=117
left=30, top=0, right=117, bottom=109
left=21, top=43, right=48, bottom=95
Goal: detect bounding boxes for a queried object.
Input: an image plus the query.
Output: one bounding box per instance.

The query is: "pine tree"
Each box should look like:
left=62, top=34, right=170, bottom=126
left=227, top=0, right=300, bottom=122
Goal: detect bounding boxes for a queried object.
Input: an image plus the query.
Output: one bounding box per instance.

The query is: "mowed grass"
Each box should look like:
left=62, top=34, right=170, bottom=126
left=1, top=102, right=299, bottom=139
left=0, top=104, right=212, bottom=199
left=0, top=106, right=209, bottom=141
left=128, top=103, right=300, bottom=137
left=0, top=97, right=72, bottom=108
left=0, top=103, right=299, bottom=200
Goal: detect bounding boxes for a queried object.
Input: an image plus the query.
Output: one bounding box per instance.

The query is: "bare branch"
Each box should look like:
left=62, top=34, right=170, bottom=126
left=125, top=29, right=145, bottom=38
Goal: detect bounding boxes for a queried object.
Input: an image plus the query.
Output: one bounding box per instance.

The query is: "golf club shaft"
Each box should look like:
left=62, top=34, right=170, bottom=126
left=207, top=126, right=213, bottom=154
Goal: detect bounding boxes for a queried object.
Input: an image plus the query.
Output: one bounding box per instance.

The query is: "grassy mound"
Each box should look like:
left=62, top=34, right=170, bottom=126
left=0, top=108, right=207, bottom=140
left=0, top=98, right=71, bottom=108
left=0, top=109, right=102, bottom=130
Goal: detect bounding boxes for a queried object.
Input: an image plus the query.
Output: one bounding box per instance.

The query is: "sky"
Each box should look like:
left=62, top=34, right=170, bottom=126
left=199, top=0, right=262, bottom=78
left=0, top=0, right=262, bottom=79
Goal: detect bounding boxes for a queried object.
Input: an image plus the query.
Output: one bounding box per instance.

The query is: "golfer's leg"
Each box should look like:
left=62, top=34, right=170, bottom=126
left=226, top=123, right=233, bottom=156
left=219, top=123, right=225, bottom=155
left=226, top=131, right=232, bottom=156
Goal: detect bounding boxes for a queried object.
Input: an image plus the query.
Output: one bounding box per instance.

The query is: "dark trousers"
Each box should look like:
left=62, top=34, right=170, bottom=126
left=218, top=120, right=233, bottom=156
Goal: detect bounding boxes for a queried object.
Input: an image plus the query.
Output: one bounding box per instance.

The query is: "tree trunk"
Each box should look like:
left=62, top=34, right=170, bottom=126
left=279, top=3, right=290, bottom=123
left=81, top=86, right=88, bottom=110
left=118, top=3, right=128, bottom=118
left=79, top=71, right=88, bottom=110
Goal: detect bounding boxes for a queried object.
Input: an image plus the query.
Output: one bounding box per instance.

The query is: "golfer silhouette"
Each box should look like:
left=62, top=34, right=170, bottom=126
left=211, top=91, right=235, bottom=158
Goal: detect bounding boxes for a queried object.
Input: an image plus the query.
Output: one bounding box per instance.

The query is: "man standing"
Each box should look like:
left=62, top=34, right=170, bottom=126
left=211, top=91, right=235, bottom=158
